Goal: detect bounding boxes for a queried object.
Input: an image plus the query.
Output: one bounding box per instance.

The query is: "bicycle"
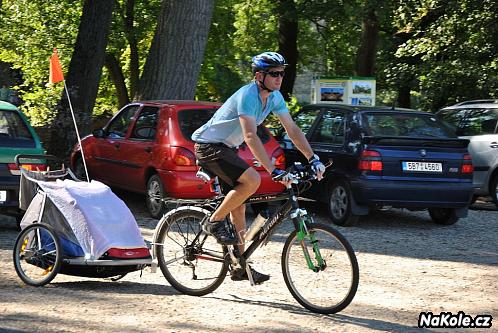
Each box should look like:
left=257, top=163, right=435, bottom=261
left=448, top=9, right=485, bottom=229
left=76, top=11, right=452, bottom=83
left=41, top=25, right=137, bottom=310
left=152, top=163, right=359, bottom=314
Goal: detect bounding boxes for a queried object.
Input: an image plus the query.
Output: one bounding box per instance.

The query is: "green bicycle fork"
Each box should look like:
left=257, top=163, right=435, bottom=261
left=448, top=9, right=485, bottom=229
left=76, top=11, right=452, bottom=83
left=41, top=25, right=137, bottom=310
left=296, top=219, right=326, bottom=272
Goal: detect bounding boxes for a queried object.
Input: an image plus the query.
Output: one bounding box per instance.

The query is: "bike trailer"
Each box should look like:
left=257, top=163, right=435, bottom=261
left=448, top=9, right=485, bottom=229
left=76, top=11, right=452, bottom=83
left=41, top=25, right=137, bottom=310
left=14, top=155, right=152, bottom=285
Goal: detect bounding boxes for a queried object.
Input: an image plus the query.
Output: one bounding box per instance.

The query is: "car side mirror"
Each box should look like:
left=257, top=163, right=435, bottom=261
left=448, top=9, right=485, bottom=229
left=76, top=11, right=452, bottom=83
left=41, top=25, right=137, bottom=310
left=92, top=128, right=106, bottom=138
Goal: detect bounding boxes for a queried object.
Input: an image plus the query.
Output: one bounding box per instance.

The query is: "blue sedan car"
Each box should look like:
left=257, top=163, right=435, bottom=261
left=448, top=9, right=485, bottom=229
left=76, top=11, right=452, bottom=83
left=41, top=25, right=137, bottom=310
left=278, top=104, right=474, bottom=226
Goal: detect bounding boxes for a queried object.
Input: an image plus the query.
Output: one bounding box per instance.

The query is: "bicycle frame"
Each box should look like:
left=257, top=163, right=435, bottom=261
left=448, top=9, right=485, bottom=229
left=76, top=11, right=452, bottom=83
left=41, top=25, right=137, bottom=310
left=159, top=164, right=328, bottom=279
left=244, top=184, right=326, bottom=272
left=241, top=193, right=293, bottom=260
left=173, top=181, right=323, bottom=272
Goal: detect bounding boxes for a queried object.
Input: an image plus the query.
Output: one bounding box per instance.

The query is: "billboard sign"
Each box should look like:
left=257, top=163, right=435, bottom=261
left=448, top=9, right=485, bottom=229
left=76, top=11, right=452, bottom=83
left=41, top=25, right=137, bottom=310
left=311, top=77, right=376, bottom=106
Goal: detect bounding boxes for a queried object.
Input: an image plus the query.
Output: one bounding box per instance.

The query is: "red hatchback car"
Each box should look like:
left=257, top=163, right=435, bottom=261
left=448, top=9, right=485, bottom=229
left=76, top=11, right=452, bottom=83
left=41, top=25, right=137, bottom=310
left=71, top=101, right=285, bottom=218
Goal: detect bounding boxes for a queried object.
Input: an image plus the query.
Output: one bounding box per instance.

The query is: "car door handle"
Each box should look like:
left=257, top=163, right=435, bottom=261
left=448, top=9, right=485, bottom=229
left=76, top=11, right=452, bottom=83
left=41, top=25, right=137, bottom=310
left=145, top=147, right=152, bottom=153
left=114, top=143, right=120, bottom=149
left=490, top=142, right=498, bottom=148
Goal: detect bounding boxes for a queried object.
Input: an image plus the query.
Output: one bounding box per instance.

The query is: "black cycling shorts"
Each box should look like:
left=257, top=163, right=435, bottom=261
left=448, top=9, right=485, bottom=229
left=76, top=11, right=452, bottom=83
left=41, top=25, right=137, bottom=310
left=194, top=143, right=250, bottom=192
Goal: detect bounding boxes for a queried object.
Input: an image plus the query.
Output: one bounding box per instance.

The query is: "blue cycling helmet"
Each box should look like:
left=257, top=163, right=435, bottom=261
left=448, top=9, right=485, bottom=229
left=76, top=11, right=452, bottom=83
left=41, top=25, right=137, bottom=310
left=251, top=52, right=288, bottom=74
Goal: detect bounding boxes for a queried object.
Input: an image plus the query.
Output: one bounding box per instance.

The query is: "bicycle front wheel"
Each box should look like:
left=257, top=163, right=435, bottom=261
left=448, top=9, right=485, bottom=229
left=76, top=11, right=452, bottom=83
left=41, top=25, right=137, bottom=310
left=282, top=223, right=359, bottom=314
left=155, top=209, right=229, bottom=296
left=13, top=223, right=62, bottom=286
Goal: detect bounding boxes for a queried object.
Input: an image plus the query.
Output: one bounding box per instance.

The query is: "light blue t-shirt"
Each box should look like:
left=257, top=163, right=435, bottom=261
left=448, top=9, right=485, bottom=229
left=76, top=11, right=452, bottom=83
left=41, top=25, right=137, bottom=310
left=192, top=82, right=288, bottom=147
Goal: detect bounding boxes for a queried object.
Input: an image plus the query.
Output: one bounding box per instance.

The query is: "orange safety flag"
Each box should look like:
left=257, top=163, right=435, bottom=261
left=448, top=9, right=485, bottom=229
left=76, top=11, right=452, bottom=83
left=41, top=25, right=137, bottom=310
left=49, top=48, right=64, bottom=84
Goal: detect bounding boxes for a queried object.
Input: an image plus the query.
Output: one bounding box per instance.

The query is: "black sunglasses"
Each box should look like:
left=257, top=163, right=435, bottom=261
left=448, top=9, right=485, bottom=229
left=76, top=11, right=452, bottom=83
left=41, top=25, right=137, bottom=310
left=265, top=70, right=285, bottom=78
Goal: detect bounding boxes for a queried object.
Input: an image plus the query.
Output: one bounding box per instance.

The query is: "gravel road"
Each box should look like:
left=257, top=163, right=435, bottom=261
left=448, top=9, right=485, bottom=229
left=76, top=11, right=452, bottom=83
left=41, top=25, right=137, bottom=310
left=1, top=193, right=497, bottom=333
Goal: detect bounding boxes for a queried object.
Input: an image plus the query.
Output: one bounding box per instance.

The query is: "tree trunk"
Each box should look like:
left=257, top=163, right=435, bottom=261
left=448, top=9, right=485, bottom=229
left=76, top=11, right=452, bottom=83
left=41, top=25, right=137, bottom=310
left=47, top=0, right=114, bottom=161
left=124, top=0, right=140, bottom=99
left=397, top=85, right=411, bottom=108
left=277, top=0, right=298, bottom=101
left=137, top=0, right=214, bottom=100
left=355, top=8, right=378, bottom=77
left=105, top=53, right=130, bottom=108
left=108, top=0, right=139, bottom=105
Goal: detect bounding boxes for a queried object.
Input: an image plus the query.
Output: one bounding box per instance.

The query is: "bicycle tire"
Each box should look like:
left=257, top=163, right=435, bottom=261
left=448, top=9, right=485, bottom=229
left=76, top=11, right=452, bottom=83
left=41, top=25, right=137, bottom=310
left=281, top=223, right=359, bottom=314
left=155, top=209, right=229, bottom=296
left=13, top=223, right=62, bottom=286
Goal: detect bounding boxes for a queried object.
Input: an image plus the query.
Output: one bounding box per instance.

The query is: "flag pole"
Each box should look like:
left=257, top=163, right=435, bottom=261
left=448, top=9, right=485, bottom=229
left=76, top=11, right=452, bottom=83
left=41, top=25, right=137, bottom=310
left=62, top=80, right=90, bottom=182
left=50, top=48, right=90, bottom=182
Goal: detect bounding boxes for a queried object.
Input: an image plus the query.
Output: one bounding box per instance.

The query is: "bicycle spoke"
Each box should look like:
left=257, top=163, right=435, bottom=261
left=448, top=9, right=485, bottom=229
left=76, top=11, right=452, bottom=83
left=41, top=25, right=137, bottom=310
left=13, top=224, right=62, bottom=286
left=163, top=252, right=187, bottom=266
left=282, top=223, right=359, bottom=314
left=155, top=210, right=228, bottom=296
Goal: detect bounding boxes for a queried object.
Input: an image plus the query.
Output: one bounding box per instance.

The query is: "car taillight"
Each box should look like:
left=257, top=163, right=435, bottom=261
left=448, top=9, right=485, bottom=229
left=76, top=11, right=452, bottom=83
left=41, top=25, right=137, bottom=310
left=461, top=153, right=473, bottom=174
left=271, top=147, right=286, bottom=169
left=358, top=150, right=383, bottom=171
left=7, top=163, right=47, bottom=174
left=172, top=147, right=196, bottom=166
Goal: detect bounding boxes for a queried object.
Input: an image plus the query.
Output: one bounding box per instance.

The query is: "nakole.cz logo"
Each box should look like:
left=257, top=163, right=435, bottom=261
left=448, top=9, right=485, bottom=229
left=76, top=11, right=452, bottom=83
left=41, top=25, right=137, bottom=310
left=418, top=311, right=492, bottom=329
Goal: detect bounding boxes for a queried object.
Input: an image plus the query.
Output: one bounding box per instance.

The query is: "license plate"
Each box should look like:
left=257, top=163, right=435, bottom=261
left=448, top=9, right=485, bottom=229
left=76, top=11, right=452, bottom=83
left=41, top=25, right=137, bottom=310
left=402, top=161, right=442, bottom=172
left=0, top=191, right=6, bottom=202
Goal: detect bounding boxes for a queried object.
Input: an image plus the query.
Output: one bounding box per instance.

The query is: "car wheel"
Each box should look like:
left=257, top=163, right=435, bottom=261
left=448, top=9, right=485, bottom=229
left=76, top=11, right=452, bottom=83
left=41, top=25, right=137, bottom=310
left=146, top=174, right=166, bottom=218
left=74, top=156, right=88, bottom=181
left=491, top=174, right=498, bottom=208
left=428, top=208, right=459, bottom=225
left=327, top=180, right=359, bottom=227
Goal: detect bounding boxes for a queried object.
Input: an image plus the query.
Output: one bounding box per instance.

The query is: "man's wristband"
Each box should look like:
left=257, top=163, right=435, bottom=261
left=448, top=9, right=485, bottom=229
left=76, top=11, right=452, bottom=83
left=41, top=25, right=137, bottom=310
left=308, top=154, right=319, bottom=163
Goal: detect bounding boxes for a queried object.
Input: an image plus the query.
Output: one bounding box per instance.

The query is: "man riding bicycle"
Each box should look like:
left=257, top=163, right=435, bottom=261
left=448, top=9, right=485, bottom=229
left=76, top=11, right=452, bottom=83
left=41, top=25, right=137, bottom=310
left=192, top=52, right=325, bottom=284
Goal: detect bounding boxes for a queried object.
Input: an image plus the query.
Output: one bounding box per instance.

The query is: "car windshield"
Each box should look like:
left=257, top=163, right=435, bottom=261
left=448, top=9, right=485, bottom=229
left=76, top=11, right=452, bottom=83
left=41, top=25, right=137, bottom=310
left=362, top=112, right=456, bottom=138
left=0, top=110, right=35, bottom=147
left=437, top=108, right=498, bottom=136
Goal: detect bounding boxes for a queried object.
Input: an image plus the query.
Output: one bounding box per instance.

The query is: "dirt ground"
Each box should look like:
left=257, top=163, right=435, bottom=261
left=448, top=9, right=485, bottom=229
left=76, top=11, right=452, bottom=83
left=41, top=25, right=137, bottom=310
left=1, top=193, right=497, bottom=333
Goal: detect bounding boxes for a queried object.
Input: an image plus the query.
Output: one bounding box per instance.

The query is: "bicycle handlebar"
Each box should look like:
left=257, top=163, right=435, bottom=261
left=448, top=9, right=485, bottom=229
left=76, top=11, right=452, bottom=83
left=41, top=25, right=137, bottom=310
left=286, top=160, right=333, bottom=183
left=195, top=159, right=333, bottom=187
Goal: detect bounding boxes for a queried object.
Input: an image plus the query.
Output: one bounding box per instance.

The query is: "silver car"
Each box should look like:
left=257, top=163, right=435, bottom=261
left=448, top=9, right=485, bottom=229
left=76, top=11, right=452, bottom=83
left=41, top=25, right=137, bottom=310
left=437, top=100, right=498, bottom=207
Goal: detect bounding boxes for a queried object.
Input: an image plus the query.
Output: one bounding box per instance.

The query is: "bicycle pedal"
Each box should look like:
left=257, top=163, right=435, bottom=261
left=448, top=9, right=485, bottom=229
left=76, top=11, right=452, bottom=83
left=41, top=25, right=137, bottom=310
left=200, top=221, right=209, bottom=233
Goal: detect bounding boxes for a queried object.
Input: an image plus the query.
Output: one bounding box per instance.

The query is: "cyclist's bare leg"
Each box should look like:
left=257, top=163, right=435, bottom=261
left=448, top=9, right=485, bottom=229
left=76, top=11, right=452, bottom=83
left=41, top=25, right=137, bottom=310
left=230, top=205, right=246, bottom=253
left=209, top=167, right=260, bottom=224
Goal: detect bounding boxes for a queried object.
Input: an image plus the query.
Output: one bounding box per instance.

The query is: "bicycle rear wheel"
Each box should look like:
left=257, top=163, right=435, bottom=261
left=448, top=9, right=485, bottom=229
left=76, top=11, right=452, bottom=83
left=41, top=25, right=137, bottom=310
left=155, top=209, right=229, bottom=296
left=282, top=223, right=359, bottom=314
left=13, top=223, right=62, bottom=286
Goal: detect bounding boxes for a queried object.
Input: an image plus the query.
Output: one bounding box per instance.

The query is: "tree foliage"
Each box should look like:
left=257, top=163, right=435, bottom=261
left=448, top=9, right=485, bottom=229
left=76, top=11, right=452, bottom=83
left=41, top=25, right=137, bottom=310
left=106, top=0, right=161, bottom=105
left=389, top=0, right=498, bottom=110
left=196, top=0, right=246, bottom=101
left=1, top=0, right=497, bottom=130
left=47, top=0, right=114, bottom=159
left=0, top=1, right=81, bottom=125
